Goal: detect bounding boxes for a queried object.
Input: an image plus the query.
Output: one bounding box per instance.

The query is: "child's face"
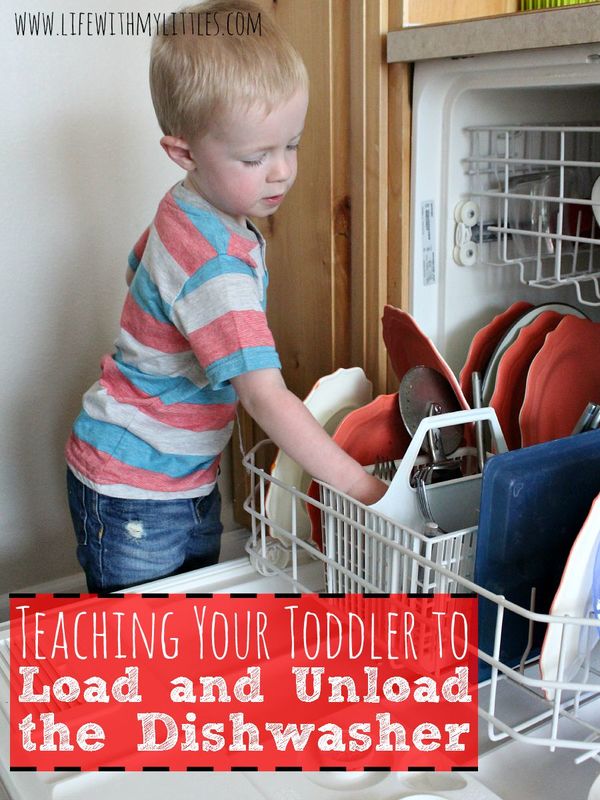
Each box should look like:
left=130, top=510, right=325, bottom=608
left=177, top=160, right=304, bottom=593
left=185, top=88, right=308, bottom=225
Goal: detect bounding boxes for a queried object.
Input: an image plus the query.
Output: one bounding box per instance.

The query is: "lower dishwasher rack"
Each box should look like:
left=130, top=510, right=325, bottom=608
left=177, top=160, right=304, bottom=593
left=242, top=440, right=600, bottom=764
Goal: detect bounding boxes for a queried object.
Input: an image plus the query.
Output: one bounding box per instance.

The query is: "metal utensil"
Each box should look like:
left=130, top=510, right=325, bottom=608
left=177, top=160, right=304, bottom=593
left=426, top=402, right=445, bottom=461
left=589, top=406, right=600, bottom=431
left=571, top=401, right=600, bottom=434
left=372, top=457, right=398, bottom=482
left=412, top=455, right=469, bottom=534
left=415, top=464, right=440, bottom=532
left=471, top=371, right=486, bottom=471
left=414, top=461, right=448, bottom=532
left=399, top=366, right=463, bottom=457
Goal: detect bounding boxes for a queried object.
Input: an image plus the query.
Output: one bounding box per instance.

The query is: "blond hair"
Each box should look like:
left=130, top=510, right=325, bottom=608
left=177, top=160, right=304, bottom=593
left=150, top=0, right=308, bottom=140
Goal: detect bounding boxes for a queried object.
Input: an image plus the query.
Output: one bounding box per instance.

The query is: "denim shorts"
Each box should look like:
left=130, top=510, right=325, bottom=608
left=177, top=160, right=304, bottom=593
left=66, top=469, right=223, bottom=593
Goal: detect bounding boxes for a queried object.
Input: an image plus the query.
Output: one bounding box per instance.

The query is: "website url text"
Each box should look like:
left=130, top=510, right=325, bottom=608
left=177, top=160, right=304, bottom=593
left=14, top=10, right=262, bottom=37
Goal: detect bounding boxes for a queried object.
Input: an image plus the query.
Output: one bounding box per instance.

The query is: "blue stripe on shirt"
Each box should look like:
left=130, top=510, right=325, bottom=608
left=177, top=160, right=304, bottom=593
left=112, top=354, right=237, bottom=405
left=206, top=346, right=282, bottom=389
left=129, top=264, right=173, bottom=324
left=128, top=249, right=140, bottom=270
left=73, top=411, right=217, bottom=478
left=173, top=197, right=232, bottom=253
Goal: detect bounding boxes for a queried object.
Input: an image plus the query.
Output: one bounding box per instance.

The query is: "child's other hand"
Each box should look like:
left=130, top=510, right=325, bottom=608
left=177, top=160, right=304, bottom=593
left=344, top=473, right=387, bottom=506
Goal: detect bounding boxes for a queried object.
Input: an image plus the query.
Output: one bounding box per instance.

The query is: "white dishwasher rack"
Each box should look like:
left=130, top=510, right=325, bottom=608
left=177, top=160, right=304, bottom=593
left=242, top=440, right=600, bottom=763
left=463, top=123, right=600, bottom=306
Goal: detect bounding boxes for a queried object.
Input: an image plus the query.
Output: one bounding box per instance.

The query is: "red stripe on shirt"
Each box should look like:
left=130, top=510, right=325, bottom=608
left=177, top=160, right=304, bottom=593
left=227, top=231, right=258, bottom=263
left=155, top=196, right=218, bottom=276
left=120, top=294, right=189, bottom=354
left=188, top=309, right=276, bottom=367
left=132, top=227, right=151, bottom=264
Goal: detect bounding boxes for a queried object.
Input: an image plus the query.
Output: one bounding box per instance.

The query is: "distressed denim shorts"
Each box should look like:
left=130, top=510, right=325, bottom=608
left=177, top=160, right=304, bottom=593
left=66, top=469, right=223, bottom=593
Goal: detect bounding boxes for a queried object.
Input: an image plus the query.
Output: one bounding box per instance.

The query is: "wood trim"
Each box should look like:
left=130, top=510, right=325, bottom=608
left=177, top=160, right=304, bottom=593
left=349, top=0, right=389, bottom=395
left=332, top=0, right=353, bottom=369
left=386, top=60, right=413, bottom=392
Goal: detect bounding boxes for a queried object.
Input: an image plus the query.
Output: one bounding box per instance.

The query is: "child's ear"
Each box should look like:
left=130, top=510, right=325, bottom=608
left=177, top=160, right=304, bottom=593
left=160, top=136, right=196, bottom=171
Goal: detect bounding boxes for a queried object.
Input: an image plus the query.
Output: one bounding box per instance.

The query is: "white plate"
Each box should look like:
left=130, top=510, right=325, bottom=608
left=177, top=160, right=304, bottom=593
left=591, top=175, right=600, bottom=229
left=540, top=492, right=600, bottom=700
left=589, top=772, right=600, bottom=800
left=265, top=367, right=373, bottom=542
left=594, top=535, right=600, bottom=628
left=481, top=303, right=587, bottom=405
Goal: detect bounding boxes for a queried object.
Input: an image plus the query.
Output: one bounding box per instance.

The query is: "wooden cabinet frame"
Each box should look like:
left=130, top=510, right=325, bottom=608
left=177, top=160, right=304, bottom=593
left=349, top=0, right=412, bottom=394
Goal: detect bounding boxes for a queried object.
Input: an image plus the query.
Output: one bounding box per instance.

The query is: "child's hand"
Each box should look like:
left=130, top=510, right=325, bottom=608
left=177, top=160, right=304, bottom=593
left=344, top=473, right=388, bottom=506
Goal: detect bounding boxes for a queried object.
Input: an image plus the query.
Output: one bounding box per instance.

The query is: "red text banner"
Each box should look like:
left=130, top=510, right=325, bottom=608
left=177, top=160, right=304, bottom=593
left=10, top=593, right=478, bottom=771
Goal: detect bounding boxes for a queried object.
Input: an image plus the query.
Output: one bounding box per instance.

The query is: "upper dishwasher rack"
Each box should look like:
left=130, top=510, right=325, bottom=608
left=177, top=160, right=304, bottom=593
left=463, top=124, right=600, bottom=306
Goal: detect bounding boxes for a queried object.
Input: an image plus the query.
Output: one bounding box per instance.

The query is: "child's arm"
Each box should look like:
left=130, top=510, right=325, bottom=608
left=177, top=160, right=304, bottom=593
left=231, top=368, right=387, bottom=505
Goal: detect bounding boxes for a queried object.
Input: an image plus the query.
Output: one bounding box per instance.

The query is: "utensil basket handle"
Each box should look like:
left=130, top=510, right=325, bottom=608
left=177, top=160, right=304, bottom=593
left=369, top=407, right=507, bottom=523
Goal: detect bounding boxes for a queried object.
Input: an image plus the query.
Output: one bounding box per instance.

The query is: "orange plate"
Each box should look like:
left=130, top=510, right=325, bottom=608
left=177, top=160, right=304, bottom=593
left=459, top=301, right=533, bottom=406
left=382, top=305, right=468, bottom=409
left=520, top=316, right=600, bottom=447
left=490, top=310, right=563, bottom=450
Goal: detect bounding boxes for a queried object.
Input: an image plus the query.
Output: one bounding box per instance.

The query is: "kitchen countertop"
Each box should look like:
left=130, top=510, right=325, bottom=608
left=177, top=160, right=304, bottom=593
left=387, top=5, right=600, bottom=63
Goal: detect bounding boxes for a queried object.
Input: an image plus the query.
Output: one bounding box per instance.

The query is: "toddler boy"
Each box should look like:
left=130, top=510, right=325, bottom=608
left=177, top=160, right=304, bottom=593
left=66, top=0, right=385, bottom=593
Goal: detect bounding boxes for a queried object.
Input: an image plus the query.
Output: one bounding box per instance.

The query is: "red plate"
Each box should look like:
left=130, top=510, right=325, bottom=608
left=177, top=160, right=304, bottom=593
left=520, top=316, right=600, bottom=447
left=306, top=393, right=411, bottom=548
left=459, top=301, right=533, bottom=406
left=382, top=305, right=469, bottom=409
left=490, top=310, right=564, bottom=450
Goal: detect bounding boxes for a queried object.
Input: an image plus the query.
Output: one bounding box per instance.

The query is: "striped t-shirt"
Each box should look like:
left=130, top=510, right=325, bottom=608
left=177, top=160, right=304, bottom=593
left=66, top=181, right=281, bottom=499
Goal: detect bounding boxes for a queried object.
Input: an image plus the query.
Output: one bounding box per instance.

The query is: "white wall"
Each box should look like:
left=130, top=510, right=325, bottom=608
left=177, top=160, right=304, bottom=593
left=0, top=1, right=237, bottom=595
